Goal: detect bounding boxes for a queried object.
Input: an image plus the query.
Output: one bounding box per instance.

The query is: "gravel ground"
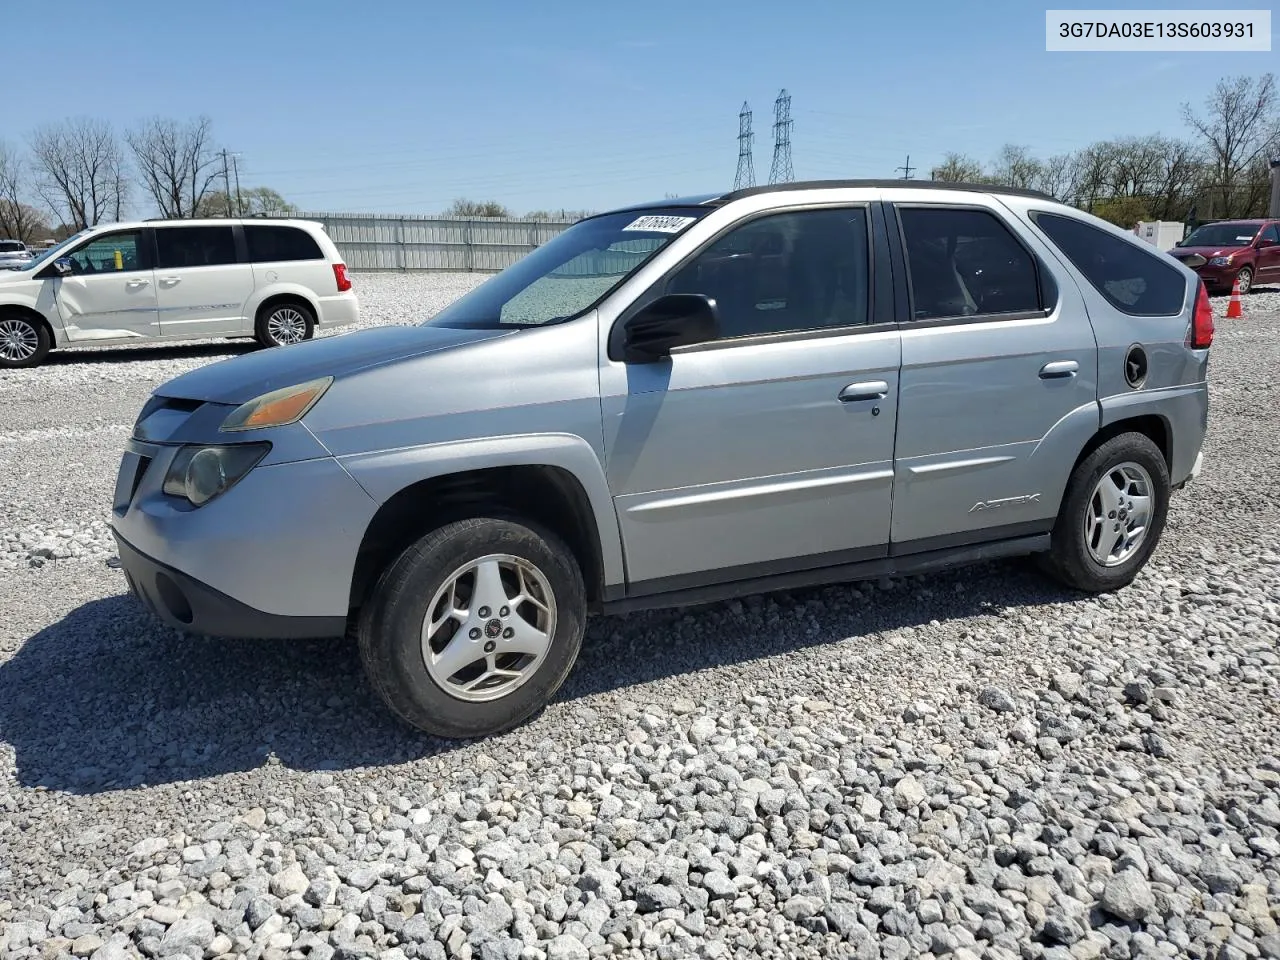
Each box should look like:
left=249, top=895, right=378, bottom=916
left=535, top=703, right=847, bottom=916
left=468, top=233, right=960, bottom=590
left=1, top=275, right=1278, bottom=960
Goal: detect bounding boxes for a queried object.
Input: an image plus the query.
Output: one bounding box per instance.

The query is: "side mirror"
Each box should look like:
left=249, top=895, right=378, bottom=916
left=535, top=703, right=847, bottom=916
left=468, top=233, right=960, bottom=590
left=621, top=293, right=720, bottom=363
left=53, top=257, right=73, bottom=276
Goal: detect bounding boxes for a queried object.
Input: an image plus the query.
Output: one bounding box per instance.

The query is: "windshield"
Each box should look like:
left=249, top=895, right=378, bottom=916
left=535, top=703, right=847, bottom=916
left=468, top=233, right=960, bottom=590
left=1182, top=223, right=1261, bottom=248
left=19, top=230, right=90, bottom=270
left=422, top=207, right=709, bottom=330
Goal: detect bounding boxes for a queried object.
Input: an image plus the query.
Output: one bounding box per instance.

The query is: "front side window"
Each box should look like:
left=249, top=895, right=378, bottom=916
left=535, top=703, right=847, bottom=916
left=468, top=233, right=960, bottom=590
left=156, top=226, right=237, bottom=269
left=1033, top=212, right=1185, bottom=316
left=899, top=207, right=1041, bottom=320
left=423, top=208, right=709, bottom=330
left=1261, top=224, right=1280, bottom=244
left=664, top=207, right=870, bottom=339
left=65, top=231, right=145, bottom=274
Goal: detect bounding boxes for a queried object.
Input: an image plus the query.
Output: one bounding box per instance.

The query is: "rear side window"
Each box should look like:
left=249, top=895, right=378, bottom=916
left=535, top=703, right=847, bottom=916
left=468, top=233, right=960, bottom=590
left=246, top=225, right=324, bottom=262
left=898, top=207, right=1042, bottom=320
left=1032, top=212, right=1186, bottom=316
left=156, top=226, right=237, bottom=269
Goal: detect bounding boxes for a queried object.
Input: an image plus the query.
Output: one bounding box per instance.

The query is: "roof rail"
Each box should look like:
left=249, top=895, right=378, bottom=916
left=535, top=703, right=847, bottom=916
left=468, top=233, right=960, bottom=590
left=718, top=178, right=1056, bottom=203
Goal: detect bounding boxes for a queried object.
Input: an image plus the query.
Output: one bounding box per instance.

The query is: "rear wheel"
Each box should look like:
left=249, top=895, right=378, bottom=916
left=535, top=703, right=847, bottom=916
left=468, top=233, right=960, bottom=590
left=255, top=301, right=315, bottom=348
left=1038, top=432, right=1170, bottom=593
left=0, top=313, right=51, bottom=369
left=358, top=517, right=586, bottom=738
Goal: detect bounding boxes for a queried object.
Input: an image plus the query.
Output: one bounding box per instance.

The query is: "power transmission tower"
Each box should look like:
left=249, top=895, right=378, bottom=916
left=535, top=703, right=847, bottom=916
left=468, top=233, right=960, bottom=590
left=896, top=154, right=916, bottom=179
left=768, top=88, right=794, bottom=185
left=734, top=102, right=756, bottom=191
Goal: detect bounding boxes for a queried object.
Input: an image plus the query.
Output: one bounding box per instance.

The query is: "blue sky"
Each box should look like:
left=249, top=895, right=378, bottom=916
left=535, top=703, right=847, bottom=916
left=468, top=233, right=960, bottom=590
left=4, top=0, right=1274, bottom=217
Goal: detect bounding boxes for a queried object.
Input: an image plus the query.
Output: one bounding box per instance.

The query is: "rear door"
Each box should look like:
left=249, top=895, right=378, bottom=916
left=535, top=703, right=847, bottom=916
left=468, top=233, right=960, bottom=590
left=53, top=228, right=159, bottom=341
left=244, top=223, right=333, bottom=293
left=154, top=224, right=254, bottom=337
left=886, top=196, right=1099, bottom=549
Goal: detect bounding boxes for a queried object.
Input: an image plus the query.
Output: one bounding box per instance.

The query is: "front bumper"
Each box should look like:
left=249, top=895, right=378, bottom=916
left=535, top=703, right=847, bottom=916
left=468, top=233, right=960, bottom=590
left=116, top=531, right=347, bottom=639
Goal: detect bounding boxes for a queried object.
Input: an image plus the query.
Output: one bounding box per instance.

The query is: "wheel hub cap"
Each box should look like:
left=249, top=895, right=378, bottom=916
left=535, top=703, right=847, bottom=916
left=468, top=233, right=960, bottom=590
left=420, top=554, right=557, bottom=703
left=0, top=319, right=38, bottom=362
left=267, top=308, right=306, bottom=344
left=1084, top=461, right=1154, bottom=567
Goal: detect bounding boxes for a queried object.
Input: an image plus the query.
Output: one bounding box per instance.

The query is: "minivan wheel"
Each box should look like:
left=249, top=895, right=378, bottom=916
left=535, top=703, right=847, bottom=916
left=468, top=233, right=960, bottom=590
left=1039, top=432, right=1170, bottom=593
left=0, top=314, right=51, bottom=369
left=1235, top=266, right=1252, bottom=295
left=255, top=301, right=315, bottom=347
left=357, top=517, right=586, bottom=738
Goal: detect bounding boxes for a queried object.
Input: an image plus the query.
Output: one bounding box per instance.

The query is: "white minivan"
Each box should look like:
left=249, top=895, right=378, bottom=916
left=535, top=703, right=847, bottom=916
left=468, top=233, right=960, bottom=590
left=0, top=218, right=359, bottom=368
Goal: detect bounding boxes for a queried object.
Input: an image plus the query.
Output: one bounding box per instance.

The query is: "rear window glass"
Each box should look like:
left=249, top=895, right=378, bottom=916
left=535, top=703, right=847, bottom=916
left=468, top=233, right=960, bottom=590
left=1032, top=212, right=1186, bottom=316
left=246, top=225, right=324, bottom=262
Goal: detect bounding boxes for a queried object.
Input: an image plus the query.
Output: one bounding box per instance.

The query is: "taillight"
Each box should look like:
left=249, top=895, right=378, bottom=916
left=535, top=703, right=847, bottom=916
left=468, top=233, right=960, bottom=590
left=1190, top=280, right=1214, bottom=349
left=333, top=263, right=352, bottom=292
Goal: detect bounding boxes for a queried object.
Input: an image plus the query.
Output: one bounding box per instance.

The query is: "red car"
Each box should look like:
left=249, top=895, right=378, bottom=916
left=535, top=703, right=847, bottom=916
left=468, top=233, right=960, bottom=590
left=1168, top=218, right=1280, bottom=294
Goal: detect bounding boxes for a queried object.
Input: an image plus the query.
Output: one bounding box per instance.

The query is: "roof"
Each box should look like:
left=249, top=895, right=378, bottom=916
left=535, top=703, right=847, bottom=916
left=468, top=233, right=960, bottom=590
left=717, top=179, right=1056, bottom=203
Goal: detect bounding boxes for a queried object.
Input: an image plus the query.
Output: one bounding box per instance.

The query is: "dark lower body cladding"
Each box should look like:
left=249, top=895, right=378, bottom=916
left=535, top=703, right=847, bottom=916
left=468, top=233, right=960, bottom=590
left=113, top=532, right=348, bottom=640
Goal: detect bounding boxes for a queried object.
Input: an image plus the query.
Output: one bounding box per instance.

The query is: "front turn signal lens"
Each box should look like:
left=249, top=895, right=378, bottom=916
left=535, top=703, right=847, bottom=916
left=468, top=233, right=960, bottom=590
left=220, top=377, right=333, bottom=432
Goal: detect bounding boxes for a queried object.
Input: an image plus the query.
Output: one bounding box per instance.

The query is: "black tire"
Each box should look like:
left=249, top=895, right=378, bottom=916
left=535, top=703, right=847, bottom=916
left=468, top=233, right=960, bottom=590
left=1038, top=432, right=1170, bottom=593
left=0, top=312, right=52, bottom=369
left=358, top=516, right=586, bottom=739
left=254, top=300, right=316, bottom=348
left=1236, top=266, right=1253, bottom=295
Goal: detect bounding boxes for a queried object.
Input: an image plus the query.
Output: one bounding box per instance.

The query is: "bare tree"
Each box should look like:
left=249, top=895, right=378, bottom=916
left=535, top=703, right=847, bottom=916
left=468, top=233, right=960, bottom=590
left=126, top=116, right=220, bottom=218
left=0, top=140, right=42, bottom=242
left=1035, top=153, right=1080, bottom=201
left=1182, top=73, right=1280, bottom=218
left=930, top=153, right=986, bottom=183
left=991, top=144, right=1043, bottom=190
left=28, top=117, right=129, bottom=229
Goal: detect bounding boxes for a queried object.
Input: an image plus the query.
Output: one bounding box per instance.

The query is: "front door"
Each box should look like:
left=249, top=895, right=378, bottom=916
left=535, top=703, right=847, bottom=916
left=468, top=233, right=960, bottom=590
left=154, top=225, right=254, bottom=337
left=1255, top=224, right=1280, bottom=282
left=600, top=204, right=901, bottom=593
left=53, top=228, right=158, bottom=341
left=887, top=200, right=1099, bottom=548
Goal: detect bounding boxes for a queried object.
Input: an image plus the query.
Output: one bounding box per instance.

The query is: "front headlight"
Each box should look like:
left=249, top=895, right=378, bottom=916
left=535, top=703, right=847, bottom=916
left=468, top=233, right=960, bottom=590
left=162, top=443, right=271, bottom=506
left=220, top=377, right=333, bottom=433
left=1208, top=256, right=1232, bottom=267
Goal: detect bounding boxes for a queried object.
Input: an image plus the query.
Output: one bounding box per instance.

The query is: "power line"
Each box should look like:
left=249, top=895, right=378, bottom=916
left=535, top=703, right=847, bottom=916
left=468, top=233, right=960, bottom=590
left=896, top=154, right=916, bottom=179
left=768, top=88, right=794, bottom=185
left=734, top=101, right=756, bottom=191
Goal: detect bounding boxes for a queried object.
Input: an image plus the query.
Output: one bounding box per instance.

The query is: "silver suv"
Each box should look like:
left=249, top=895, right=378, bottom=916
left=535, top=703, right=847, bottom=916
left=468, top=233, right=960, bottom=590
left=111, top=180, right=1212, bottom=738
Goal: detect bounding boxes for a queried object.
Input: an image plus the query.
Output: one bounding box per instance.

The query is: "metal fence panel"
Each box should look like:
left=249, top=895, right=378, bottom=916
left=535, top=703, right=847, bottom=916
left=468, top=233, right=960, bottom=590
left=301, top=213, right=580, bottom=273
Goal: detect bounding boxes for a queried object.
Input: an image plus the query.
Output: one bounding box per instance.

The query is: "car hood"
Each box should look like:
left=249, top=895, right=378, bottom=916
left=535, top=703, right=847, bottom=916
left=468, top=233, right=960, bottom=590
left=0, top=263, right=34, bottom=279
left=1170, top=246, right=1250, bottom=259
left=154, top=325, right=518, bottom=405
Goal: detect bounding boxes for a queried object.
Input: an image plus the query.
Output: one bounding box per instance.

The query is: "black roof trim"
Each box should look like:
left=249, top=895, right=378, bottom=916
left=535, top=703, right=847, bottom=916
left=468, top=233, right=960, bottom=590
left=717, top=179, right=1056, bottom=203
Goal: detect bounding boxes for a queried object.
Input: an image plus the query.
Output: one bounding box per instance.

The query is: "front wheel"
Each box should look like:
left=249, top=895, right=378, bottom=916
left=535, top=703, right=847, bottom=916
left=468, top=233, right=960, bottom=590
left=1235, top=266, right=1253, bottom=295
left=255, top=301, right=315, bottom=348
left=358, top=517, right=586, bottom=738
left=0, top=313, right=51, bottom=369
left=1038, top=432, right=1170, bottom=593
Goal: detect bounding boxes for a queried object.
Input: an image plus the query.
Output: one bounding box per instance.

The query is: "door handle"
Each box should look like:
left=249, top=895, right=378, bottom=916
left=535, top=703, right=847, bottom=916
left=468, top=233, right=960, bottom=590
left=159, top=276, right=181, bottom=285
left=1039, top=360, right=1078, bottom=379
left=125, top=278, right=150, bottom=288
left=838, top=380, right=890, bottom=402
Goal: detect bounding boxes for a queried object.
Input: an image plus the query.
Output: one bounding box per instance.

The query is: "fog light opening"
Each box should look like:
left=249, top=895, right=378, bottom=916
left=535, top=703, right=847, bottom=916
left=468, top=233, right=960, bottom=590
left=154, top=573, right=194, bottom=625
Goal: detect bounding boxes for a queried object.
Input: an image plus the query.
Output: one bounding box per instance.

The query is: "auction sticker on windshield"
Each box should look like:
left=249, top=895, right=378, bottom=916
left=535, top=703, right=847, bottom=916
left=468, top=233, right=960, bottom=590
left=622, top=215, right=697, bottom=233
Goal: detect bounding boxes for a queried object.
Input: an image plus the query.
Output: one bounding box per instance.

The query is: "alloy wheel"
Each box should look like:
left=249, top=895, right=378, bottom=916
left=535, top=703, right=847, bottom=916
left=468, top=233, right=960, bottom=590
left=1083, top=461, right=1154, bottom=567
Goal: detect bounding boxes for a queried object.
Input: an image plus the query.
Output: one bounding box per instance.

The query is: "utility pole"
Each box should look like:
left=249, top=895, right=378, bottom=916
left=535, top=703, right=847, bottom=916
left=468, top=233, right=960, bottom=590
left=896, top=154, right=916, bottom=180
left=768, top=89, right=794, bottom=185
left=220, top=149, right=233, bottom=217
left=230, top=153, right=244, bottom=216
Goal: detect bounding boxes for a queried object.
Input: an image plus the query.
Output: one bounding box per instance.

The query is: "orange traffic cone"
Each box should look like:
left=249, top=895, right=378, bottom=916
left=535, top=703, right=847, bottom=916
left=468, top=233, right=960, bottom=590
left=1225, top=274, right=1244, bottom=319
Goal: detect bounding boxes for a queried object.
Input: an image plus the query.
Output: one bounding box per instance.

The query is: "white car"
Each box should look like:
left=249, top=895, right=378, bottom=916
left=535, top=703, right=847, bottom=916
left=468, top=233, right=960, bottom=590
left=0, top=218, right=358, bottom=368
left=0, top=239, right=34, bottom=270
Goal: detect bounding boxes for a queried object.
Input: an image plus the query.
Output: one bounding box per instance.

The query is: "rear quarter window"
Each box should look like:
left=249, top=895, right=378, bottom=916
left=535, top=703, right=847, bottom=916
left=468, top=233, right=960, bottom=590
left=1031, top=212, right=1186, bottom=316
left=245, top=225, right=325, bottom=263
